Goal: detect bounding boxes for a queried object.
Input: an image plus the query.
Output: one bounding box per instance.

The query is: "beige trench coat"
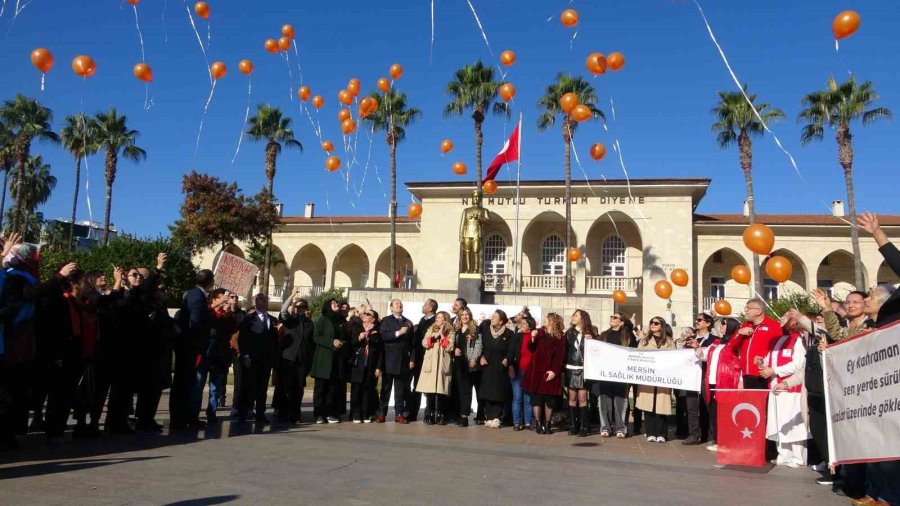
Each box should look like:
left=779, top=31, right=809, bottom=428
left=635, top=336, right=674, bottom=415
left=416, top=333, right=453, bottom=395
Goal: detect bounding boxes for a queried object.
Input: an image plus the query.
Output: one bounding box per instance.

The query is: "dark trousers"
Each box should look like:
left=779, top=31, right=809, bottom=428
left=0, top=363, right=30, bottom=444
left=454, top=369, right=474, bottom=417
left=136, top=381, right=163, bottom=424
left=238, top=362, right=271, bottom=418
left=45, top=359, right=80, bottom=437
left=425, top=393, right=447, bottom=417
left=867, top=461, right=900, bottom=504
left=685, top=391, right=708, bottom=440
left=675, top=394, right=688, bottom=437
left=231, top=357, right=244, bottom=410
left=379, top=373, right=407, bottom=417
left=808, top=394, right=829, bottom=463
left=350, top=375, right=378, bottom=420
left=405, top=363, right=423, bottom=419
left=708, top=398, right=718, bottom=442
left=484, top=400, right=504, bottom=420
left=169, top=345, right=195, bottom=424
left=313, top=377, right=341, bottom=418
left=644, top=412, right=668, bottom=438
left=278, top=358, right=307, bottom=421
left=630, top=386, right=642, bottom=434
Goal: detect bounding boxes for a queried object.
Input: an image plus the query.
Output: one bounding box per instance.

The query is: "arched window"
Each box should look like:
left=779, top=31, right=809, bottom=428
left=542, top=235, right=565, bottom=276
left=484, top=234, right=507, bottom=275
left=601, top=235, right=627, bottom=277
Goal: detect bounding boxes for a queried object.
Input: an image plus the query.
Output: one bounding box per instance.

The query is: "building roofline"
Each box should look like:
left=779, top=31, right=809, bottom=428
left=280, top=216, right=414, bottom=224
left=695, top=213, right=900, bottom=226
left=406, top=177, right=711, bottom=189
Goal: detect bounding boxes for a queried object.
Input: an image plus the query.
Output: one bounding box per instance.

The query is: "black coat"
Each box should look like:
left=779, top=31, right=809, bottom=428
left=876, top=243, right=900, bottom=327
left=378, top=314, right=414, bottom=376
left=237, top=312, right=278, bottom=368
left=351, top=327, right=382, bottom=384
left=413, top=315, right=435, bottom=368
left=279, top=310, right=314, bottom=369
left=478, top=324, right=514, bottom=402
left=179, top=286, right=212, bottom=351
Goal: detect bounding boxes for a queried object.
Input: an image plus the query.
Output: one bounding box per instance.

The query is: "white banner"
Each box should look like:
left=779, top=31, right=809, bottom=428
left=824, top=321, right=900, bottom=465
left=583, top=340, right=702, bottom=392
left=213, top=251, right=259, bottom=296
left=401, top=301, right=541, bottom=325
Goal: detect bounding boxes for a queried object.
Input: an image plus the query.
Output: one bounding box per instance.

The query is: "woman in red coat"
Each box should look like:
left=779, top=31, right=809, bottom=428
left=521, top=312, right=566, bottom=434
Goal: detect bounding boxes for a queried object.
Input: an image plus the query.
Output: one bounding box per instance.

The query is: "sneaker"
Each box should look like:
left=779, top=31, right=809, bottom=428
left=363, top=417, right=374, bottom=424
left=315, top=417, right=325, bottom=424
left=810, top=462, right=828, bottom=473
left=786, top=461, right=800, bottom=469
left=816, top=476, right=838, bottom=486
left=655, top=436, right=666, bottom=443
left=616, top=432, right=626, bottom=439
left=326, top=416, right=340, bottom=424
left=352, top=418, right=362, bottom=424
left=706, top=444, right=718, bottom=452
left=600, top=431, right=610, bottom=438
left=647, top=436, right=655, bottom=442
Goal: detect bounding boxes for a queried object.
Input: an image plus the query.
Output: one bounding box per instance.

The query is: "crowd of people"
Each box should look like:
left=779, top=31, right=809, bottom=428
left=0, top=214, right=897, bottom=505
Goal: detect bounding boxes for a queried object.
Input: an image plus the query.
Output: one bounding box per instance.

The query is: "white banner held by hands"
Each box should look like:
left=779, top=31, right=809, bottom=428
left=584, top=340, right=702, bottom=392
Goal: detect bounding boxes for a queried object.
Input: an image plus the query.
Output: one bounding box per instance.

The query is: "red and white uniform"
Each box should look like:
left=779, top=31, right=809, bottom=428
left=729, top=316, right=783, bottom=377
left=765, top=331, right=809, bottom=466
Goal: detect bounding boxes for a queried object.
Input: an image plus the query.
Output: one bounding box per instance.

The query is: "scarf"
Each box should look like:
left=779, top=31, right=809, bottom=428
left=490, top=324, right=505, bottom=339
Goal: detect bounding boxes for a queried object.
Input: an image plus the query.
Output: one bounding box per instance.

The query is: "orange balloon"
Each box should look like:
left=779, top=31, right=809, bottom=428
left=612, top=290, right=627, bottom=304
left=654, top=280, right=673, bottom=300
left=365, top=96, right=378, bottom=114
left=30, top=48, right=54, bottom=74
left=500, top=50, right=516, bottom=66
left=264, top=39, right=279, bottom=54
left=347, top=78, right=361, bottom=97
left=312, top=95, right=324, bottom=109
left=126, top=0, right=139, bottom=4
left=452, top=162, right=467, bottom=175
left=765, top=256, right=793, bottom=284
left=133, top=63, right=153, bottom=83
left=440, top=139, right=454, bottom=154
left=210, top=61, right=226, bottom=80
left=408, top=203, right=423, bottom=219
left=499, top=83, right=516, bottom=103
left=571, top=104, right=592, bottom=122
left=338, top=109, right=351, bottom=122
left=483, top=179, right=498, bottom=195
left=567, top=247, right=582, bottom=262
left=193, top=1, right=209, bottom=20
left=341, top=118, right=357, bottom=135
left=358, top=97, right=375, bottom=118
left=608, top=52, right=625, bottom=71
left=377, top=77, right=390, bottom=93
left=589, top=143, right=606, bottom=161
left=585, top=52, right=607, bottom=75
left=560, top=8, right=578, bottom=28
left=325, top=156, right=341, bottom=171
left=743, top=223, right=775, bottom=255
left=71, top=55, right=96, bottom=78
left=297, top=86, right=311, bottom=102
left=282, top=24, right=295, bottom=40
left=559, top=92, right=579, bottom=114
left=670, top=268, right=689, bottom=287
left=321, top=140, right=334, bottom=153
left=278, top=36, right=291, bottom=52
left=338, top=89, right=353, bottom=106
left=389, top=63, right=403, bottom=80
left=731, top=265, right=751, bottom=285
left=714, top=300, right=732, bottom=316
left=238, top=59, right=254, bottom=75
left=833, top=10, right=860, bottom=40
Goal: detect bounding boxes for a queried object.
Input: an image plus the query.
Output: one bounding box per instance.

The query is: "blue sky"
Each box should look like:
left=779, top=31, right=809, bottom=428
left=1, top=0, right=898, bottom=237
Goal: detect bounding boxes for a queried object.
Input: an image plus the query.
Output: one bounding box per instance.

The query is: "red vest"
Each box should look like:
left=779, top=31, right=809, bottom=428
left=766, top=333, right=802, bottom=393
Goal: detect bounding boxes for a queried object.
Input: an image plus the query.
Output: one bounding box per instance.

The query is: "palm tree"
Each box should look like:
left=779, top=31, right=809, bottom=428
left=0, top=121, right=15, bottom=230
left=60, top=113, right=98, bottom=251
left=711, top=85, right=785, bottom=295
left=0, top=94, right=58, bottom=234
left=536, top=74, right=604, bottom=294
left=93, top=108, right=146, bottom=245
left=799, top=77, right=892, bottom=288
left=362, top=89, right=422, bottom=283
left=246, top=104, right=302, bottom=295
left=8, top=156, right=56, bottom=242
left=444, top=60, right=509, bottom=193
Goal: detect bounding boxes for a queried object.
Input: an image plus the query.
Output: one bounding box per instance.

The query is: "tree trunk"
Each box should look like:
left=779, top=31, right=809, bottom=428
left=739, top=131, right=763, bottom=297
left=103, top=182, right=113, bottom=246
left=837, top=124, right=864, bottom=288
left=474, top=109, right=484, bottom=198
left=12, top=137, right=29, bottom=234
left=389, top=139, right=398, bottom=288
left=69, top=155, right=81, bottom=251
left=563, top=122, right=573, bottom=295
left=0, top=168, right=8, bottom=231
left=102, top=149, right=117, bottom=245
left=261, top=143, right=278, bottom=297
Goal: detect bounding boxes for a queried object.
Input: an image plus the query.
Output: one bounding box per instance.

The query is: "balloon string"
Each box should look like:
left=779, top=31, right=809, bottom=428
left=282, top=52, right=294, bottom=102
left=143, top=83, right=155, bottom=111
left=232, top=76, right=252, bottom=164
left=833, top=39, right=853, bottom=77
left=206, top=19, right=211, bottom=49
left=355, top=123, right=377, bottom=198
left=429, top=0, right=435, bottom=64
left=79, top=85, right=94, bottom=226
left=186, top=5, right=212, bottom=83
left=194, top=79, right=217, bottom=165
left=162, top=0, right=168, bottom=42
left=39, top=73, right=44, bottom=92
left=291, top=40, right=304, bottom=85
left=132, top=5, right=146, bottom=63
left=464, top=0, right=495, bottom=58
left=5, top=0, right=29, bottom=35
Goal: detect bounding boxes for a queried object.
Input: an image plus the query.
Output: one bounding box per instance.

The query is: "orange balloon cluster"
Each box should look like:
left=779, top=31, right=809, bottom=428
left=297, top=86, right=311, bottom=101
left=560, top=9, right=578, bottom=28
left=133, top=63, right=152, bottom=83
left=359, top=96, right=378, bottom=118
left=500, top=50, right=516, bottom=66
left=321, top=140, right=334, bottom=153
left=567, top=247, right=581, bottom=262
left=731, top=265, right=751, bottom=285
left=585, top=53, right=607, bottom=75
left=743, top=223, right=775, bottom=255
left=347, top=78, right=361, bottom=97
left=483, top=180, right=498, bottom=195
left=612, top=290, right=627, bottom=304
left=377, top=77, right=390, bottom=93
left=499, top=83, right=516, bottom=103
left=452, top=162, right=467, bottom=175
left=559, top=92, right=579, bottom=114
left=654, top=280, right=673, bottom=300
left=408, top=203, right=422, bottom=219
left=312, top=95, right=324, bottom=109
left=210, top=61, right=226, bottom=80
left=72, top=55, right=96, bottom=78
left=670, top=268, right=689, bottom=287
left=389, top=63, right=403, bottom=80
left=765, top=256, right=793, bottom=283
left=325, top=155, right=341, bottom=171
left=31, top=48, right=54, bottom=74
left=440, top=139, right=453, bottom=154
left=589, top=143, right=606, bottom=161
left=238, top=59, right=254, bottom=75
left=338, top=89, right=353, bottom=106
left=714, top=300, right=732, bottom=316
left=264, top=39, right=279, bottom=53
left=194, top=1, right=209, bottom=20
left=833, top=10, right=860, bottom=40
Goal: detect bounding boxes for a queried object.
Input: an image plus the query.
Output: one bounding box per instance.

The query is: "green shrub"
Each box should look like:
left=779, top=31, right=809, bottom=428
left=765, top=292, right=818, bottom=320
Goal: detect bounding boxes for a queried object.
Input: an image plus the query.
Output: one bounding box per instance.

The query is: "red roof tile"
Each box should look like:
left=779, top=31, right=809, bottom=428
left=695, top=213, right=900, bottom=226
left=280, top=216, right=414, bottom=224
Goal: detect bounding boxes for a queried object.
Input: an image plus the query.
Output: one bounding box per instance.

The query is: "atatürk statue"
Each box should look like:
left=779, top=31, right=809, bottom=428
left=459, top=190, right=490, bottom=274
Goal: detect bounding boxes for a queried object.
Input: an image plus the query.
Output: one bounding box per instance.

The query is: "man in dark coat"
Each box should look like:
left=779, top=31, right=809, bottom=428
left=277, top=298, right=314, bottom=423
left=310, top=298, right=348, bottom=424
left=377, top=299, right=414, bottom=423
left=236, top=294, right=278, bottom=423
left=405, top=299, right=436, bottom=421
left=171, top=269, right=215, bottom=428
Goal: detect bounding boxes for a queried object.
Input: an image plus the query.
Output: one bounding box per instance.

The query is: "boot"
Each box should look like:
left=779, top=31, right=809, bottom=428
left=543, top=421, right=552, bottom=435
left=579, top=407, right=590, bottom=437
left=568, top=407, right=579, bottom=436
left=534, top=414, right=544, bottom=434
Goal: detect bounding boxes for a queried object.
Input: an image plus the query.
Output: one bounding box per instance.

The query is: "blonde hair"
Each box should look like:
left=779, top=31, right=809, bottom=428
left=429, top=311, right=453, bottom=336
left=455, top=307, right=477, bottom=337
left=545, top=313, right=565, bottom=339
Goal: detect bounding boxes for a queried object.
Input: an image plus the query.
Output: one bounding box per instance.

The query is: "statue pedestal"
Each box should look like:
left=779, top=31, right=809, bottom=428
left=457, top=273, right=484, bottom=305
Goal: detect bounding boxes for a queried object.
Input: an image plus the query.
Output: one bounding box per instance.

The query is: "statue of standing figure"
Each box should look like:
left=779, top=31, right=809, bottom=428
left=459, top=190, right=490, bottom=274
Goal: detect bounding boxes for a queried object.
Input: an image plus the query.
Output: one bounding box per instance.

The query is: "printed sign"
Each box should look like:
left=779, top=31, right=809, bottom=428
left=583, top=340, right=702, bottom=392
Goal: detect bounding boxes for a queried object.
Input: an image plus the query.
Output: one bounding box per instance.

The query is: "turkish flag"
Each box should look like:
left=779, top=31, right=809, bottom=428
left=482, top=122, right=521, bottom=182
left=716, top=389, right=769, bottom=467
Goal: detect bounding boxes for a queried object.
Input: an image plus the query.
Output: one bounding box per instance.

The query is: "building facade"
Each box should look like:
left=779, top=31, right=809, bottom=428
left=195, top=178, right=899, bottom=326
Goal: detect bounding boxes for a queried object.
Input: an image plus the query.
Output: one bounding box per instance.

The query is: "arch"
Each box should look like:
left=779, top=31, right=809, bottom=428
left=267, top=244, right=289, bottom=295
left=480, top=210, right=513, bottom=275
left=700, top=247, right=751, bottom=307
left=374, top=245, right=414, bottom=288
left=522, top=210, right=569, bottom=275
left=585, top=211, right=643, bottom=277
left=332, top=244, right=370, bottom=289
left=765, top=248, right=808, bottom=298
left=290, top=244, right=327, bottom=288
left=210, top=243, right=246, bottom=270
left=877, top=260, right=900, bottom=286
left=541, top=234, right=566, bottom=275
left=483, top=234, right=508, bottom=275
left=816, top=249, right=868, bottom=299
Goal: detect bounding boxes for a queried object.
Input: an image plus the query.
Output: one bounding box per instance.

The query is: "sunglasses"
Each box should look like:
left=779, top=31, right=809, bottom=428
left=650, top=321, right=662, bottom=326
left=696, top=318, right=708, bottom=323
left=363, top=312, right=374, bottom=317
left=610, top=315, right=620, bottom=320
left=128, top=273, right=143, bottom=279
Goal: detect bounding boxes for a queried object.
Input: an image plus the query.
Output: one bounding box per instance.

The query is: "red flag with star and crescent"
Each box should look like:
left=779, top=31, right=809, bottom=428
left=716, top=389, right=769, bottom=467
left=482, top=122, right=521, bottom=183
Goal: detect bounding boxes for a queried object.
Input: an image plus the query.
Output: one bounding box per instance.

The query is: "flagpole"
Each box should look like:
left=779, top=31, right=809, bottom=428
left=514, top=113, right=522, bottom=293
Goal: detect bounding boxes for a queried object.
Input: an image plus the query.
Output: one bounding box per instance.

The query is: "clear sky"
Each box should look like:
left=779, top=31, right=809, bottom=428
left=1, top=0, right=898, bottom=237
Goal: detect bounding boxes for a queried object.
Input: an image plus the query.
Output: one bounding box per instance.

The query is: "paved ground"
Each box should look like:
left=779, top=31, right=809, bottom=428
left=0, top=390, right=849, bottom=506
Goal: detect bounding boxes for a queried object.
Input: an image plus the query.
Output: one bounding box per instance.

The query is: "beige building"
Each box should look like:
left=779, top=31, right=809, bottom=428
left=195, top=178, right=899, bottom=327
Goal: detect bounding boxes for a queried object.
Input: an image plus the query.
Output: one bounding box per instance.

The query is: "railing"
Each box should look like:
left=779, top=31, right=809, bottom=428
left=521, top=275, right=573, bottom=291
left=702, top=296, right=717, bottom=312
left=253, top=285, right=325, bottom=303
left=484, top=273, right=513, bottom=292
left=585, top=276, right=643, bottom=293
